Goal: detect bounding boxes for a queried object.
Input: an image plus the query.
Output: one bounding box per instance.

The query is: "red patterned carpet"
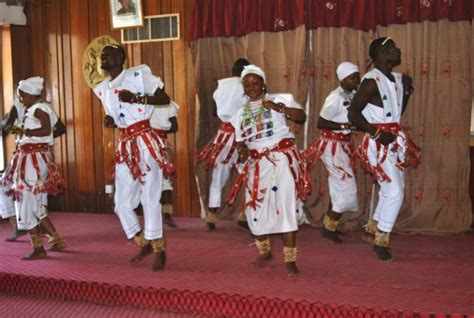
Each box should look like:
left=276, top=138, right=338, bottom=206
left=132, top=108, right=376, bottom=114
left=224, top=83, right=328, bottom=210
left=0, top=212, right=472, bottom=317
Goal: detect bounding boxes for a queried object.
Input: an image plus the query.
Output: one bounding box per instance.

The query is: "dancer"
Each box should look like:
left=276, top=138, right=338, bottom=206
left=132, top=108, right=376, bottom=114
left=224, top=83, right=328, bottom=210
left=150, top=100, right=179, bottom=228
left=348, top=37, right=421, bottom=261
left=2, top=93, right=66, bottom=242
left=228, top=65, right=311, bottom=276
left=1, top=77, right=66, bottom=260
left=196, top=58, right=250, bottom=231
left=94, top=44, right=172, bottom=271
left=304, top=62, right=360, bottom=243
left=1, top=97, right=26, bottom=242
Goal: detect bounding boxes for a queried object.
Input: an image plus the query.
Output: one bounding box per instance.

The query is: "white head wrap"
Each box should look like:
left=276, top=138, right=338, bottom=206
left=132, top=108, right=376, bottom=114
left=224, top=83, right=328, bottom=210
left=336, top=62, right=359, bottom=81
left=18, top=76, right=44, bottom=96
left=241, top=65, right=266, bottom=83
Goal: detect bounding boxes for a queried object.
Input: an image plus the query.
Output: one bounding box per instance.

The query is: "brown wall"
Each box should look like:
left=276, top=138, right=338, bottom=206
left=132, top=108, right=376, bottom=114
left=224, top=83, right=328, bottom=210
left=14, top=0, right=200, bottom=216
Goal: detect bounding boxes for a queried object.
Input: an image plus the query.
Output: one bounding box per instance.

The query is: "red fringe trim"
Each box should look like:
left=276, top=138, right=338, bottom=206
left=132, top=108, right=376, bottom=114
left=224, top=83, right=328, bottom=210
left=115, top=121, right=175, bottom=182
left=1, top=145, right=66, bottom=201
left=196, top=123, right=236, bottom=170
left=228, top=138, right=312, bottom=210
left=356, top=125, right=421, bottom=182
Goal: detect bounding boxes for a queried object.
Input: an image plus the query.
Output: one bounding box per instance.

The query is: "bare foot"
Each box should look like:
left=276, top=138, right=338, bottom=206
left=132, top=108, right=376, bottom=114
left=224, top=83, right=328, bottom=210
left=129, top=244, right=152, bottom=265
left=286, top=262, right=299, bottom=277
left=22, top=247, right=47, bottom=260
left=152, top=251, right=166, bottom=271
left=250, top=253, right=272, bottom=267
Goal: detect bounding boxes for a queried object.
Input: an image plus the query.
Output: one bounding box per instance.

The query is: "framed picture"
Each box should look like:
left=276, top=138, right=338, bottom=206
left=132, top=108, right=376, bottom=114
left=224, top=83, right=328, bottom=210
left=109, top=0, right=143, bottom=29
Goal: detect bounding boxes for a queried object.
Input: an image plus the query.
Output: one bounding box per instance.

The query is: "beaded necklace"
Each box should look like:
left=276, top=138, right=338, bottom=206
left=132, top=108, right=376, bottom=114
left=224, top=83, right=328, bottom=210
left=242, top=95, right=271, bottom=127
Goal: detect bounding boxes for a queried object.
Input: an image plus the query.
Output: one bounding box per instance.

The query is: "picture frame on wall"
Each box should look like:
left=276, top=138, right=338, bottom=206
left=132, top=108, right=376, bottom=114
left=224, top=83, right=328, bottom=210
left=109, top=0, right=143, bottom=29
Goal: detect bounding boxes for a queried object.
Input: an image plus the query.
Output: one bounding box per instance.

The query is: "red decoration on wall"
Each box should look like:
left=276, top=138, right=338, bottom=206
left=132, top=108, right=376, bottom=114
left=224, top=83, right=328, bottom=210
left=442, top=60, right=452, bottom=77
left=414, top=187, right=423, bottom=202
left=442, top=124, right=452, bottom=139
left=422, top=61, right=430, bottom=76
left=418, top=127, right=425, bottom=139
left=442, top=187, right=452, bottom=203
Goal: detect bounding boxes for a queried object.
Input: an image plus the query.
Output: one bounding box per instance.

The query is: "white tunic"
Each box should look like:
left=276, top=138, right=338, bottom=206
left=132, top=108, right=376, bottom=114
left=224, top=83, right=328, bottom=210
left=213, top=77, right=246, bottom=122
left=230, top=93, right=305, bottom=235
left=93, top=65, right=163, bottom=128
left=360, top=68, right=406, bottom=233
left=18, top=102, right=56, bottom=146
left=317, top=87, right=358, bottom=213
left=94, top=65, right=166, bottom=240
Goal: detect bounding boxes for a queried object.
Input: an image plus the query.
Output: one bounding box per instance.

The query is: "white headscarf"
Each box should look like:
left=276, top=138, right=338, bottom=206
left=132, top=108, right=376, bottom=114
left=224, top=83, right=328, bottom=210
left=18, top=76, right=44, bottom=96
left=336, top=62, right=359, bottom=81
left=241, top=65, right=266, bottom=83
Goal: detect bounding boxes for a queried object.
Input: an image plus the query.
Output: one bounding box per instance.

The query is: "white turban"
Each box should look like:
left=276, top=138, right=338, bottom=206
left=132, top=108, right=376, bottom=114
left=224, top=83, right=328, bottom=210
left=336, top=62, right=359, bottom=81
left=18, top=76, right=44, bottom=96
left=241, top=65, right=266, bottom=83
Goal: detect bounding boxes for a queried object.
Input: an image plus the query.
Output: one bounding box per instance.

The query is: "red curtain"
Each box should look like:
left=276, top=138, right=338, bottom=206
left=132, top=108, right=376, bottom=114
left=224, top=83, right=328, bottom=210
left=188, top=0, right=473, bottom=42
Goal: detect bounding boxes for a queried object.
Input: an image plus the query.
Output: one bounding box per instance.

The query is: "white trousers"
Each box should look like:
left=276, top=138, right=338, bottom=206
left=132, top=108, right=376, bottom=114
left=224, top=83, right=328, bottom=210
left=208, top=143, right=237, bottom=208
left=114, top=150, right=164, bottom=240
left=368, top=139, right=405, bottom=233
left=15, top=192, right=48, bottom=231
left=320, top=143, right=358, bottom=213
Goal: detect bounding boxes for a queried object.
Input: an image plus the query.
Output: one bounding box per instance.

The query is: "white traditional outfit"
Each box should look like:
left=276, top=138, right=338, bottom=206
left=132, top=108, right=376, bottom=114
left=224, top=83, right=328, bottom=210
left=94, top=65, right=172, bottom=249
left=1, top=78, right=65, bottom=236
left=305, top=63, right=359, bottom=223
left=357, top=68, right=421, bottom=240
left=195, top=76, right=247, bottom=224
left=0, top=98, right=24, bottom=221
left=229, top=92, right=311, bottom=235
left=228, top=65, right=312, bottom=269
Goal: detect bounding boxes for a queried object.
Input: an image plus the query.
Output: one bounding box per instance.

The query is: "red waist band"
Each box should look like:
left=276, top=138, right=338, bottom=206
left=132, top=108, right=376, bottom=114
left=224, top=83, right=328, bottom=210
left=119, top=120, right=151, bottom=139
left=219, top=122, right=235, bottom=133
left=248, top=138, right=295, bottom=159
left=372, top=123, right=400, bottom=134
left=321, top=130, right=351, bottom=142
left=18, top=143, right=49, bottom=153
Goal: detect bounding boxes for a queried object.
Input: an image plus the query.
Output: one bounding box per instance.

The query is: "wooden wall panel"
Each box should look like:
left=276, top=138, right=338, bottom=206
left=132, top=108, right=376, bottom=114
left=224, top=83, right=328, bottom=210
left=16, top=0, right=199, bottom=215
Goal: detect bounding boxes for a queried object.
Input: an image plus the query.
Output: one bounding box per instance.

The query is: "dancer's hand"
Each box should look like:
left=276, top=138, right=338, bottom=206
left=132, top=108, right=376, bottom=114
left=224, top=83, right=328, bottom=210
left=262, top=100, right=284, bottom=112
left=103, top=115, right=116, bottom=128
left=9, top=125, right=25, bottom=136
left=118, top=89, right=137, bottom=104
left=237, top=148, right=249, bottom=163
left=402, top=74, right=414, bottom=95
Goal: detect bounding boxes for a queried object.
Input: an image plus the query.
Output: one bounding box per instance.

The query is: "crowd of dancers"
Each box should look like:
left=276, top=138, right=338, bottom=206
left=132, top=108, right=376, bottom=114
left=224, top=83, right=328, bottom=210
left=0, top=37, right=420, bottom=277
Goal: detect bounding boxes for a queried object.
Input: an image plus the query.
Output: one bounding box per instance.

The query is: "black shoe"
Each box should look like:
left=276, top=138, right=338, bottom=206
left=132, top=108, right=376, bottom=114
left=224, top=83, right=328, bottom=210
left=373, top=245, right=392, bottom=262
left=6, top=230, right=27, bottom=242
left=320, top=227, right=343, bottom=244
left=236, top=220, right=251, bottom=234
left=206, top=222, right=216, bottom=231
